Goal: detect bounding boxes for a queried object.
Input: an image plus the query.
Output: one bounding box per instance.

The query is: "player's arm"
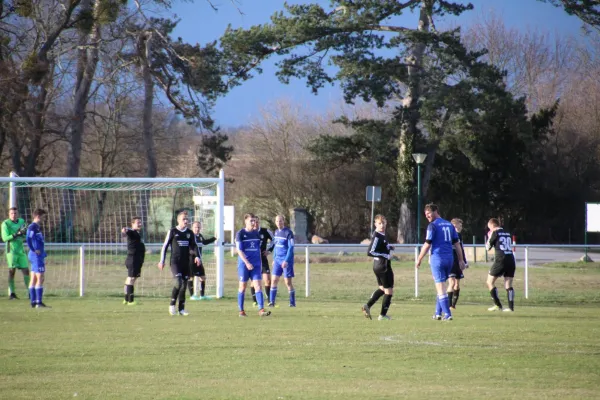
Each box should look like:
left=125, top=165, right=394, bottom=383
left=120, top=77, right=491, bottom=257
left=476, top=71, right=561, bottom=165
left=158, top=229, right=173, bottom=268
left=416, top=224, right=434, bottom=268
left=200, top=234, right=217, bottom=245
left=189, top=234, right=200, bottom=265
left=283, top=233, right=294, bottom=266
left=26, top=226, right=39, bottom=254
left=235, top=230, right=253, bottom=269
left=485, top=230, right=497, bottom=251
left=265, top=229, right=274, bottom=253
left=1, top=220, right=17, bottom=242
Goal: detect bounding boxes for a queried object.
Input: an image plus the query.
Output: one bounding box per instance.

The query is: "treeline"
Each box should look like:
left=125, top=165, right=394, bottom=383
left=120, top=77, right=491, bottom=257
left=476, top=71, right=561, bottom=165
left=1, top=1, right=599, bottom=244
left=224, top=10, right=600, bottom=244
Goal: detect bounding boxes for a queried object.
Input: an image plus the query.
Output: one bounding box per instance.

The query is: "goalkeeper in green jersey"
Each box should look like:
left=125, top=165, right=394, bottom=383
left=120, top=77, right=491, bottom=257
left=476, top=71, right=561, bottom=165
left=1, top=207, right=31, bottom=299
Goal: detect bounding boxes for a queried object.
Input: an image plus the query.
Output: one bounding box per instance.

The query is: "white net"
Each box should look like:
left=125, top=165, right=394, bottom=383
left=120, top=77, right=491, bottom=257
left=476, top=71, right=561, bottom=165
left=0, top=178, right=222, bottom=298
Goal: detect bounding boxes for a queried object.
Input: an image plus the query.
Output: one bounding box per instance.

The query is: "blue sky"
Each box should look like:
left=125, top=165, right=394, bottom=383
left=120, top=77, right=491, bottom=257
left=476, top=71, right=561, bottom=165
left=169, top=0, right=585, bottom=128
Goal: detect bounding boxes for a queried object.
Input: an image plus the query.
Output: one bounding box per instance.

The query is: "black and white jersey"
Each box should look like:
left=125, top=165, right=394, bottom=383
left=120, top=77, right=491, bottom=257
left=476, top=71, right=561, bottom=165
left=190, top=233, right=216, bottom=264
left=367, top=231, right=392, bottom=259
left=486, top=228, right=514, bottom=263
left=124, top=228, right=145, bottom=265
left=453, top=232, right=467, bottom=264
left=160, top=227, right=198, bottom=266
left=258, top=227, right=273, bottom=252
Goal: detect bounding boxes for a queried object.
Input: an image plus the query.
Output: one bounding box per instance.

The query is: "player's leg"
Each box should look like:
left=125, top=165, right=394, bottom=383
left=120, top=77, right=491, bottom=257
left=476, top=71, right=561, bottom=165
left=503, top=258, right=516, bottom=311
left=177, top=269, right=189, bottom=315
left=199, top=275, right=207, bottom=298
left=283, top=263, right=295, bottom=307
left=452, top=277, right=461, bottom=308
left=447, top=276, right=456, bottom=309
left=269, top=260, right=283, bottom=306
left=262, top=255, right=271, bottom=302
left=169, top=266, right=183, bottom=315
left=378, top=265, right=394, bottom=320
left=17, top=254, right=31, bottom=292
left=250, top=285, right=257, bottom=306
left=486, top=270, right=503, bottom=310
left=237, top=266, right=250, bottom=315
left=7, top=254, right=17, bottom=299
left=29, top=273, right=38, bottom=308
left=430, top=258, right=451, bottom=319
left=35, top=270, right=48, bottom=308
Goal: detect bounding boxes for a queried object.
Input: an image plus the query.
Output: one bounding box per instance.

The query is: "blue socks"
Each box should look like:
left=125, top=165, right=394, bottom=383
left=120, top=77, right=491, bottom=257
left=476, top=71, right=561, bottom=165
left=237, top=291, right=244, bottom=311
left=29, top=287, right=36, bottom=306
left=438, top=294, right=451, bottom=317
left=435, top=296, right=442, bottom=316
left=289, top=289, right=296, bottom=306
left=256, top=291, right=264, bottom=309
left=270, top=287, right=278, bottom=304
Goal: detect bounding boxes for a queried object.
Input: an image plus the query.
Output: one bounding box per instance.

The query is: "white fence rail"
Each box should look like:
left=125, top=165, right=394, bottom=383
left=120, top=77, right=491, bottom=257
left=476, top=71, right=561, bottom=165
left=2, top=243, right=597, bottom=298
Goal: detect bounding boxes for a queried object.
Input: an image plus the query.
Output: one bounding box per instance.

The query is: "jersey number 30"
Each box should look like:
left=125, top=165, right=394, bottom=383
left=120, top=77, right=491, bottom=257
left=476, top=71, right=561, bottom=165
left=499, top=237, right=512, bottom=252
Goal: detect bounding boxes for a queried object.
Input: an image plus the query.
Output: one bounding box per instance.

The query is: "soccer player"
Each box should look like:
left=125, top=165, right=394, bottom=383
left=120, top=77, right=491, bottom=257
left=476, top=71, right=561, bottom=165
left=1, top=207, right=30, bottom=299
left=26, top=209, right=48, bottom=308
left=121, top=216, right=145, bottom=305
left=269, top=215, right=295, bottom=308
left=250, top=216, right=273, bottom=307
left=448, top=218, right=468, bottom=310
left=158, top=211, right=200, bottom=316
left=362, top=214, right=395, bottom=321
left=416, top=204, right=465, bottom=321
left=485, top=218, right=516, bottom=312
left=236, top=213, right=270, bottom=317
left=188, top=221, right=216, bottom=300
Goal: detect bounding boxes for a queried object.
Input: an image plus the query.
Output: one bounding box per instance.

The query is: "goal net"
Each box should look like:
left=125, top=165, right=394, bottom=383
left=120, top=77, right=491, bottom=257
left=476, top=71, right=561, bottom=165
left=0, top=175, right=225, bottom=299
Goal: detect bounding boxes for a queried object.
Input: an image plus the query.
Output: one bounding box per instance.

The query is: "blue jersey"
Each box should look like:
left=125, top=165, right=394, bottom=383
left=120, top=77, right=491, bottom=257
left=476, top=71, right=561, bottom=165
left=425, top=218, right=458, bottom=259
left=26, top=222, right=46, bottom=259
left=273, top=227, right=294, bottom=263
left=236, top=228, right=261, bottom=267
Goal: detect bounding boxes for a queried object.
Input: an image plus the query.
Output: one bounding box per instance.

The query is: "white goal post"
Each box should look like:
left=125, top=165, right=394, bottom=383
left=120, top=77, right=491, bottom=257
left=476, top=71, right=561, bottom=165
left=0, top=171, right=225, bottom=299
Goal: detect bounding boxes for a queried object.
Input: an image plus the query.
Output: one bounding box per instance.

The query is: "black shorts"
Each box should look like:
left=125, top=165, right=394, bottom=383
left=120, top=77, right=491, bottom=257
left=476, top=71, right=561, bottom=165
left=125, top=261, right=143, bottom=278
left=170, top=262, right=190, bottom=279
left=190, top=261, right=206, bottom=277
left=449, top=260, right=464, bottom=279
left=372, top=258, right=394, bottom=289
left=489, top=256, right=516, bottom=278
left=261, top=256, right=270, bottom=275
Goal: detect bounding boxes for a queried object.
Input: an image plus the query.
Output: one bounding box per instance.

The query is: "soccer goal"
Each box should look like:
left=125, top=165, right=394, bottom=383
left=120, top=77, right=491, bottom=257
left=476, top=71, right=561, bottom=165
left=0, top=172, right=225, bottom=299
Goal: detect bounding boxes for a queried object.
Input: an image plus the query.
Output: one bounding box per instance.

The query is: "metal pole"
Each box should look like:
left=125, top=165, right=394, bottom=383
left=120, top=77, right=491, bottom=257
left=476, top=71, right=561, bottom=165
left=79, top=245, right=85, bottom=297
left=584, top=231, right=588, bottom=262
left=524, top=246, right=529, bottom=299
left=417, top=164, right=421, bottom=244
left=216, top=169, right=225, bottom=298
left=472, top=235, right=476, bottom=264
left=414, top=246, right=419, bottom=297
left=9, top=171, right=17, bottom=208
left=370, top=186, right=375, bottom=236
left=305, top=246, right=310, bottom=298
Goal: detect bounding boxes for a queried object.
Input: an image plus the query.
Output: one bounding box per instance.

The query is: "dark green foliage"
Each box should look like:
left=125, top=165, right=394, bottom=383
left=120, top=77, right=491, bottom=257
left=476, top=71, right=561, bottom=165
left=196, top=132, right=233, bottom=176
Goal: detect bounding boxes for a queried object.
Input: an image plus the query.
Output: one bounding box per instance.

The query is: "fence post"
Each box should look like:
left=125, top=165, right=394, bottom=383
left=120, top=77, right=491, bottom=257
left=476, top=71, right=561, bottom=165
left=414, top=246, right=419, bottom=297
left=79, top=245, right=85, bottom=297
left=484, top=236, right=488, bottom=262
left=524, top=246, right=529, bottom=299
left=305, top=246, right=310, bottom=298
left=472, top=235, right=476, bottom=263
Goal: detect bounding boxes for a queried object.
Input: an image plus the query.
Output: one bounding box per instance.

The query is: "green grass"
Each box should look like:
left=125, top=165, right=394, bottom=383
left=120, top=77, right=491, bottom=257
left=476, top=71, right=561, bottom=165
left=1, top=260, right=600, bottom=399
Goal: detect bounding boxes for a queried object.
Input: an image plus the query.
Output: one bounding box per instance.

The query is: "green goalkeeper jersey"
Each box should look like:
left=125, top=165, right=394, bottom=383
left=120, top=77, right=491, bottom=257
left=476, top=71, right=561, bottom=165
left=1, top=218, right=26, bottom=254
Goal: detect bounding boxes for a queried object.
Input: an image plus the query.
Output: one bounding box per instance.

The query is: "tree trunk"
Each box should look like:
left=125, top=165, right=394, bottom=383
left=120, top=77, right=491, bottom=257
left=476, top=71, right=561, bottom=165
left=139, top=30, right=158, bottom=178
left=65, top=0, right=101, bottom=178
left=396, top=1, right=431, bottom=244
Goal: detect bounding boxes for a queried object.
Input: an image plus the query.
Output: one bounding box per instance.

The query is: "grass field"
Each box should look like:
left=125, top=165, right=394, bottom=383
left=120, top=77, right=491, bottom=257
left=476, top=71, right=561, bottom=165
left=1, top=259, right=600, bottom=399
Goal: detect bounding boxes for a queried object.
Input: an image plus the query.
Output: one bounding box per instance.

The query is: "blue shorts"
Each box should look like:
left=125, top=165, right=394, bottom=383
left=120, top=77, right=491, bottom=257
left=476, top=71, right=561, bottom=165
left=238, top=263, right=262, bottom=282
left=272, top=259, right=294, bottom=278
left=29, top=257, right=46, bottom=273
left=430, top=256, right=452, bottom=284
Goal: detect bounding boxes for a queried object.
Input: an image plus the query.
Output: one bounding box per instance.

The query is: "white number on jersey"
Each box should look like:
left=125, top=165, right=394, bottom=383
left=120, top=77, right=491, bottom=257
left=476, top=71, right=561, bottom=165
left=499, top=236, right=512, bottom=253
left=442, top=226, right=451, bottom=242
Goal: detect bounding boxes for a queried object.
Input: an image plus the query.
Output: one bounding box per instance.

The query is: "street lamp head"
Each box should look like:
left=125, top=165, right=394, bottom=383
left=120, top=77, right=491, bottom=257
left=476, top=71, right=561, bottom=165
left=412, top=153, right=427, bottom=164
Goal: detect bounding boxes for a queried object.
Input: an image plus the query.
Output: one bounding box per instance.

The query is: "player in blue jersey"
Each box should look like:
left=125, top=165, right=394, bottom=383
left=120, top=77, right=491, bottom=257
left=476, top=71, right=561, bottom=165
left=269, top=215, right=295, bottom=307
left=26, top=209, right=49, bottom=308
left=236, top=213, right=271, bottom=317
left=416, top=204, right=465, bottom=321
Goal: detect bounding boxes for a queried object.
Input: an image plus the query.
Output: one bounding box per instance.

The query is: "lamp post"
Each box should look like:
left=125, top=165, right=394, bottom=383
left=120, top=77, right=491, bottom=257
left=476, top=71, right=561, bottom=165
left=412, top=153, right=427, bottom=244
